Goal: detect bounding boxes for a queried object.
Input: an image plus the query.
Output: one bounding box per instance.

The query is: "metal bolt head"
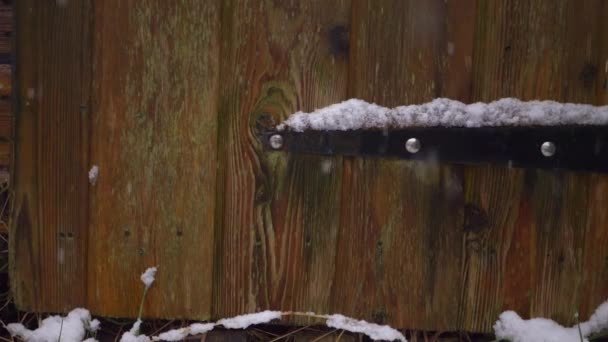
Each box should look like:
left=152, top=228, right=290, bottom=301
left=269, top=134, right=284, bottom=150
left=541, top=141, right=556, bottom=157
left=405, top=138, right=421, bottom=153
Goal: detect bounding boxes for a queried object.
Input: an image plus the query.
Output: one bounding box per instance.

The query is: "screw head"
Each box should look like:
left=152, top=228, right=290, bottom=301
left=541, top=141, right=556, bottom=157
left=269, top=134, right=284, bottom=150
left=405, top=138, right=421, bottom=153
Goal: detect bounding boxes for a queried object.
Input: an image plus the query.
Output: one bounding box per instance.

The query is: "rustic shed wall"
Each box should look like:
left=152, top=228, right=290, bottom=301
left=11, top=0, right=608, bottom=333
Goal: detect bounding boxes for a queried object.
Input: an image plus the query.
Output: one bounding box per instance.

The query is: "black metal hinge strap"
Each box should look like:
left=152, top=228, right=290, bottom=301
left=262, top=126, right=608, bottom=173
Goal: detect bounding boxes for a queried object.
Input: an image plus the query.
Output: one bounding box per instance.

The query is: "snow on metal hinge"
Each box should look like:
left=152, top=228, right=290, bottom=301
left=263, top=126, right=608, bottom=173
left=261, top=99, right=608, bottom=173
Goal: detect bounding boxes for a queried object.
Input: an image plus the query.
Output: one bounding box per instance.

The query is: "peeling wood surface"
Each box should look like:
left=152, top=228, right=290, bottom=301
left=10, top=0, right=608, bottom=333
left=87, top=1, right=221, bottom=319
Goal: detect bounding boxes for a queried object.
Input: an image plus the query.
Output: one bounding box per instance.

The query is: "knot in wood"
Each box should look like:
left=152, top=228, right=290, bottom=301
left=464, top=204, right=489, bottom=234
left=329, top=25, right=349, bottom=57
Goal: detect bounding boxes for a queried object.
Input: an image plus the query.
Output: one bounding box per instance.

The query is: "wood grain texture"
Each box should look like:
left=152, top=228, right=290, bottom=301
left=0, top=3, right=11, bottom=55
left=579, top=0, right=608, bottom=318
left=0, top=98, right=12, bottom=140
left=88, top=1, right=221, bottom=319
left=331, top=0, right=475, bottom=331
left=10, top=0, right=608, bottom=331
left=458, top=166, right=526, bottom=331
left=11, top=0, right=90, bottom=312
left=0, top=142, right=9, bottom=166
left=461, top=0, right=607, bottom=331
left=213, top=0, right=349, bottom=320
left=0, top=65, right=10, bottom=97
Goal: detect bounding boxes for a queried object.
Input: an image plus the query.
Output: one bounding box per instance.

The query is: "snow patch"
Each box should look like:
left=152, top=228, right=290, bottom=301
left=140, top=267, right=157, bottom=289
left=120, top=332, right=151, bottom=342
left=278, top=98, right=608, bottom=131
left=326, top=314, right=406, bottom=342
left=6, top=308, right=96, bottom=342
left=579, top=300, right=608, bottom=336
left=88, top=319, right=100, bottom=333
left=216, top=311, right=282, bottom=329
left=153, top=323, right=215, bottom=341
left=494, top=311, right=584, bottom=342
left=494, top=299, right=608, bottom=342
left=88, top=165, right=99, bottom=185
left=120, top=320, right=150, bottom=342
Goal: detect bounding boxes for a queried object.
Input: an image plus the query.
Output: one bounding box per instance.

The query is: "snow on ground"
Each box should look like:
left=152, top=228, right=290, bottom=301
left=120, top=332, right=150, bottom=342
left=216, top=310, right=282, bottom=329
left=580, top=300, right=608, bottom=336
left=152, top=323, right=214, bottom=341
left=6, top=264, right=605, bottom=342
left=6, top=308, right=98, bottom=342
left=277, top=98, right=608, bottom=131
left=494, top=300, right=608, bottom=342
left=326, top=314, right=407, bottom=342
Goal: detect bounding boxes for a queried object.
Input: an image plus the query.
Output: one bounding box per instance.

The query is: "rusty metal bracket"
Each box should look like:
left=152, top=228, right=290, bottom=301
left=262, top=126, right=608, bottom=173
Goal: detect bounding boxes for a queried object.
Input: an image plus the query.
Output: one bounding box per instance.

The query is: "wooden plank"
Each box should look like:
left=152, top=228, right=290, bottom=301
left=0, top=142, right=9, bottom=166
left=579, top=0, right=608, bottom=319
left=0, top=102, right=12, bottom=139
left=331, top=0, right=475, bottom=331
left=213, top=0, right=350, bottom=320
left=579, top=174, right=608, bottom=317
left=458, top=165, right=526, bottom=332
left=87, top=1, right=221, bottom=319
left=0, top=65, right=10, bottom=97
left=11, top=0, right=90, bottom=312
left=0, top=3, right=11, bottom=55
left=461, top=0, right=606, bottom=332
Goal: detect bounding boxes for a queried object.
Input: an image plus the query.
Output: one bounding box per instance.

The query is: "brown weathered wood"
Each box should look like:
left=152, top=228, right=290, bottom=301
left=9, top=0, right=608, bottom=332
left=213, top=0, right=349, bottom=320
left=0, top=142, right=9, bottom=166
left=600, top=1, right=608, bottom=105
left=0, top=3, right=11, bottom=55
left=579, top=0, right=608, bottom=319
left=331, top=0, right=475, bottom=331
left=0, top=101, right=12, bottom=139
left=458, top=166, right=526, bottom=331
left=11, top=0, right=90, bottom=312
left=87, top=1, right=221, bottom=319
left=579, top=174, right=608, bottom=317
left=0, top=65, right=10, bottom=97
left=461, top=0, right=607, bottom=332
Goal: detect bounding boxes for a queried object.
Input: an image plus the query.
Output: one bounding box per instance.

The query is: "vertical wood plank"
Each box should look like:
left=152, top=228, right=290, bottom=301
left=459, top=165, right=526, bottom=331
left=213, top=0, right=350, bottom=319
left=580, top=0, right=608, bottom=318
left=462, top=0, right=605, bottom=331
left=332, top=0, right=475, bottom=330
left=0, top=2, right=11, bottom=55
left=11, top=0, right=91, bottom=312
left=88, top=1, right=221, bottom=319
left=579, top=175, right=608, bottom=317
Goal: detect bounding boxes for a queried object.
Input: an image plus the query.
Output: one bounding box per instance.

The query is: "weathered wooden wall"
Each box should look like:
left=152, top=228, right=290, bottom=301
left=12, top=0, right=90, bottom=312
left=11, top=0, right=608, bottom=334
left=0, top=1, right=12, bottom=187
